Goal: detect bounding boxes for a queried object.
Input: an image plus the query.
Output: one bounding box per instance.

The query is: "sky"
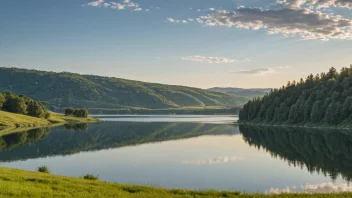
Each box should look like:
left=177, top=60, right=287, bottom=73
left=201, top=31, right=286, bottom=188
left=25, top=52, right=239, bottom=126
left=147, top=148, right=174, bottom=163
left=1, top=0, right=352, bottom=89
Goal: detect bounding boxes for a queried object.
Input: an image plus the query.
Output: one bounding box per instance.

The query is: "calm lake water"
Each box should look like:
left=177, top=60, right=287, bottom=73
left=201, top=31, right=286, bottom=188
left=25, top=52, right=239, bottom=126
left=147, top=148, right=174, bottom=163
left=0, top=115, right=351, bottom=193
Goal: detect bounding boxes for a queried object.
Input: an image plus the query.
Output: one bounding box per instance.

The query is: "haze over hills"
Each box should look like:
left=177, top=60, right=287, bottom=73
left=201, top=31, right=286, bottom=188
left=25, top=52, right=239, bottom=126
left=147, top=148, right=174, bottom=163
left=207, top=87, right=271, bottom=99
left=0, top=67, right=248, bottom=111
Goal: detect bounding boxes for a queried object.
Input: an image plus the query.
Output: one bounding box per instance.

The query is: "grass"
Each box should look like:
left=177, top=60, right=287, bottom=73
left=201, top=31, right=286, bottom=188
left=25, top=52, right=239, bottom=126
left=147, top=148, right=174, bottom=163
left=0, top=111, right=51, bottom=129
left=0, top=167, right=351, bottom=198
left=0, top=110, right=99, bottom=135
left=47, top=112, right=99, bottom=124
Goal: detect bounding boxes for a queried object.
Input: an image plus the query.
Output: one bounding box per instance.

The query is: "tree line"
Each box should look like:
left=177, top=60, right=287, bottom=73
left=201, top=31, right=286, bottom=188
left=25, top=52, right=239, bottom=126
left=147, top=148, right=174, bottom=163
left=64, top=108, right=89, bottom=118
left=239, top=65, right=352, bottom=126
left=0, top=91, right=50, bottom=119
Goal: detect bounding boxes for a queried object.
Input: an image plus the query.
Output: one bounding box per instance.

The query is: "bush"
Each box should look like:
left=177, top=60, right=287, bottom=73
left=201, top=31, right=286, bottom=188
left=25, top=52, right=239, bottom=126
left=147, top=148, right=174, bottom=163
left=45, top=112, right=51, bottom=119
left=65, top=107, right=74, bottom=116
left=82, top=173, right=99, bottom=180
left=37, top=165, right=50, bottom=173
left=27, top=101, right=45, bottom=118
left=73, top=108, right=89, bottom=118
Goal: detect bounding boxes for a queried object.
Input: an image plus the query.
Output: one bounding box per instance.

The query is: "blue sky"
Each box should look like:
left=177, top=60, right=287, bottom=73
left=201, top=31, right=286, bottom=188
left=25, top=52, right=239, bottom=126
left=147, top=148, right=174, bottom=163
left=1, top=0, right=351, bottom=88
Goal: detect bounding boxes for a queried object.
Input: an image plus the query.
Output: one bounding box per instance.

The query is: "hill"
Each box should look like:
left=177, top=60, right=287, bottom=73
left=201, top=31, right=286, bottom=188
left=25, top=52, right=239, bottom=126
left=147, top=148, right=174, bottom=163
left=0, top=68, right=247, bottom=111
left=207, top=87, right=271, bottom=99
left=239, top=65, right=352, bottom=127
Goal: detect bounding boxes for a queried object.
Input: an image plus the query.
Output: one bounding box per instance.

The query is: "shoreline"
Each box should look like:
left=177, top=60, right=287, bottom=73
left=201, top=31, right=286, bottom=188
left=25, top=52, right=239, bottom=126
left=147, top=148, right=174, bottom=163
left=236, top=121, right=352, bottom=130
left=0, top=167, right=351, bottom=197
left=0, top=111, right=99, bottom=136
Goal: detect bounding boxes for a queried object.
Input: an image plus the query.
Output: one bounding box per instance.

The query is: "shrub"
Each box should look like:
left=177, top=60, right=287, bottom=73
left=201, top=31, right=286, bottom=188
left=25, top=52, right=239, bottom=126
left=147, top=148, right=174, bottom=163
left=37, top=165, right=50, bottom=173
left=82, top=173, right=99, bottom=180
left=73, top=108, right=89, bottom=118
left=65, top=107, right=74, bottom=116
left=45, top=112, right=51, bottom=119
left=27, top=101, right=45, bottom=118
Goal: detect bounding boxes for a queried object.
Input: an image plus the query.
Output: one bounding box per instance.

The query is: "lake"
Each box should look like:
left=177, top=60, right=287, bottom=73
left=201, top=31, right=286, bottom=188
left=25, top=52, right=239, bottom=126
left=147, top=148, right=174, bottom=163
left=0, top=115, right=351, bottom=193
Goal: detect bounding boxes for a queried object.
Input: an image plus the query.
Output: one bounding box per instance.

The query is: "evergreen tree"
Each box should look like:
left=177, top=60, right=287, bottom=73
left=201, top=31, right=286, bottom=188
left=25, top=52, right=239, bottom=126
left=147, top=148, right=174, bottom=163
left=239, top=65, right=352, bottom=126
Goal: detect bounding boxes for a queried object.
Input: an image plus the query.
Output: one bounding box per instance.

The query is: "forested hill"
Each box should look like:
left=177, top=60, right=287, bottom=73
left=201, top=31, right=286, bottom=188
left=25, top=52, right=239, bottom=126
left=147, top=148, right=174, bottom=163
left=207, top=87, right=270, bottom=99
left=239, top=65, right=352, bottom=127
left=0, top=67, right=247, bottom=110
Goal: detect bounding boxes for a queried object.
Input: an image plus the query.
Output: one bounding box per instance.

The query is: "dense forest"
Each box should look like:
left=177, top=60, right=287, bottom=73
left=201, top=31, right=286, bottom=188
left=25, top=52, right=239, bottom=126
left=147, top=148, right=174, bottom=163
left=0, top=67, right=247, bottom=111
left=240, top=125, right=352, bottom=182
left=239, top=65, right=352, bottom=127
left=0, top=91, right=50, bottom=119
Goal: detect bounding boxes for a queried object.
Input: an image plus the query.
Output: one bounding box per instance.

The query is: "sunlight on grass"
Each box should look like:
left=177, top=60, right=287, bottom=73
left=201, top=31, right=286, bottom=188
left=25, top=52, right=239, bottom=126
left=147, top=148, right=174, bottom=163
left=0, top=167, right=351, bottom=198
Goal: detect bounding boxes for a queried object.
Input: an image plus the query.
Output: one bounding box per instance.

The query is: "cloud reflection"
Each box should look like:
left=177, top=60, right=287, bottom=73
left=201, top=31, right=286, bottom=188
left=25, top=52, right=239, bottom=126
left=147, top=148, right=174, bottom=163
left=267, top=183, right=352, bottom=194
left=182, top=156, right=244, bottom=165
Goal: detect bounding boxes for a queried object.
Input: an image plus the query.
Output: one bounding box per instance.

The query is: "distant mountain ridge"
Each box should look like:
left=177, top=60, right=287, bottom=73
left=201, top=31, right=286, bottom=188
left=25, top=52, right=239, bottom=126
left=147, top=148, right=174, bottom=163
left=207, top=87, right=271, bottom=99
left=0, top=67, right=248, bottom=110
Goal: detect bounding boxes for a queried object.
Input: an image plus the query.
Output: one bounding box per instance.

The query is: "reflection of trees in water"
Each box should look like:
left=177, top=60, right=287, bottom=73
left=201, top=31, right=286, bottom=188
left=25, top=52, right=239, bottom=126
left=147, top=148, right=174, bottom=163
left=239, top=125, right=352, bottom=182
left=0, top=122, right=239, bottom=162
left=64, top=123, right=88, bottom=131
left=0, top=127, right=50, bottom=151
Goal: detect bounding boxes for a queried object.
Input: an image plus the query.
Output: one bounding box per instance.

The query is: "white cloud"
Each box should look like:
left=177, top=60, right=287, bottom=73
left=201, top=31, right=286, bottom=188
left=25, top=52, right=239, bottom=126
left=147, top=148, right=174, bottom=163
left=85, top=0, right=149, bottom=12
left=196, top=7, right=352, bottom=40
left=133, top=7, right=142, bottom=11
left=267, top=182, right=352, bottom=194
left=87, top=0, right=104, bottom=7
left=278, top=0, right=352, bottom=9
left=182, top=20, right=188, bottom=23
left=182, top=156, right=244, bottom=165
left=232, top=66, right=290, bottom=75
left=208, top=8, right=215, bottom=11
left=182, top=56, right=238, bottom=64
left=167, top=18, right=175, bottom=22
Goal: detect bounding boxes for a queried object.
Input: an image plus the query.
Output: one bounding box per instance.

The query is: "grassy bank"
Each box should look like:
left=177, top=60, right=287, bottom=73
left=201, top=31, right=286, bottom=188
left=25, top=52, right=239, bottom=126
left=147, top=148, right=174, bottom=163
left=0, top=167, right=350, bottom=198
left=0, top=110, right=98, bottom=133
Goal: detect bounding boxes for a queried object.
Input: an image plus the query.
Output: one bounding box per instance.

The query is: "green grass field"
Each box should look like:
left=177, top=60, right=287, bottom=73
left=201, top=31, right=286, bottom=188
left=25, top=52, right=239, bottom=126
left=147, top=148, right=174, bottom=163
left=0, top=110, right=98, bottom=134
left=0, top=167, right=351, bottom=198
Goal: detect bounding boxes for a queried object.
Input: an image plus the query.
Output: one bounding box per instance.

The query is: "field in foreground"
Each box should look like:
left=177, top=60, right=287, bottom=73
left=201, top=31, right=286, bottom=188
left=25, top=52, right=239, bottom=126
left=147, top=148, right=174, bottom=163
left=0, top=167, right=351, bottom=198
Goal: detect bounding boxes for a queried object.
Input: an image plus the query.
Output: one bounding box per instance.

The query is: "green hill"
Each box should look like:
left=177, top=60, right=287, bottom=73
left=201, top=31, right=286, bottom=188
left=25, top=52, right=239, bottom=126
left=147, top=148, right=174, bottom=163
left=0, top=67, right=247, bottom=111
left=207, top=87, right=271, bottom=99
left=239, top=65, right=352, bottom=127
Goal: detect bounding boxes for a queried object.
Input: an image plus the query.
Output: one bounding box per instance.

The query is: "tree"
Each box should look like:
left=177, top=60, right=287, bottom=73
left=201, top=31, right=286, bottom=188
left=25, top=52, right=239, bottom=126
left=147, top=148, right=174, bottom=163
left=65, top=108, right=74, bottom=116
left=239, top=65, right=352, bottom=126
left=72, top=108, right=89, bottom=118
left=27, top=101, right=45, bottom=118
left=311, top=101, right=323, bottom=123
left=0, top=93, right=5, bottom=109
left=3, top=96, right=27, bottom=115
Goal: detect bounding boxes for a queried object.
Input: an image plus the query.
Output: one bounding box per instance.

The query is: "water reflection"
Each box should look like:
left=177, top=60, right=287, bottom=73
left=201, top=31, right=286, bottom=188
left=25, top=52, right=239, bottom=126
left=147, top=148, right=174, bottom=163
left=0, top=122, right=238, bottom=162
left=239, top=125, right=352, bottom=182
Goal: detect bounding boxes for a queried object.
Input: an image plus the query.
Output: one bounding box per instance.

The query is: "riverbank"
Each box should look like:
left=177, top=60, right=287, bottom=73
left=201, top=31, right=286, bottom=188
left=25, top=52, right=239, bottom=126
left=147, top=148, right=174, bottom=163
left=86, top=106, right=240, bottom=115
left=0, top=167, right=350, bottom=198
left=237, top=121, right=352, bottom=130
left=0, top=111, right=98, bottom=134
